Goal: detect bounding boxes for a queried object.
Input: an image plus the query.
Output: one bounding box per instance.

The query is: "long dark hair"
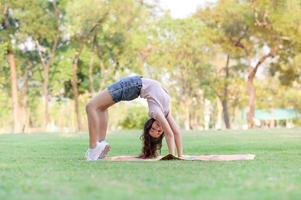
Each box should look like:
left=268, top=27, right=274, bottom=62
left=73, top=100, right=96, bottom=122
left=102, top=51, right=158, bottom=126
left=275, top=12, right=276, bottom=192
left=139, top=118, right=164, bottom=158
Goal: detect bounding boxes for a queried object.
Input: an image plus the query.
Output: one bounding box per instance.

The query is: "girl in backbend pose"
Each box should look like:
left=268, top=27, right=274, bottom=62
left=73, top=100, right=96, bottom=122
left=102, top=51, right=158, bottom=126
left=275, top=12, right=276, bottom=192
left=85, top=76, right=182, bottom=161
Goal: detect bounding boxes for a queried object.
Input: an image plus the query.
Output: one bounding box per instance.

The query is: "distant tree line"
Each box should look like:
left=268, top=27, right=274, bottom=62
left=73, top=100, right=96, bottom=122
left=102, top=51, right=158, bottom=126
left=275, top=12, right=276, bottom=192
left=0, top=0, right=300, bottom=133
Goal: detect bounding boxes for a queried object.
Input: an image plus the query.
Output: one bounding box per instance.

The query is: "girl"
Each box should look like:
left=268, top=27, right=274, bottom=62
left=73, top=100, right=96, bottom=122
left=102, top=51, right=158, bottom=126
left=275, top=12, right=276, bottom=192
left=85, top=76, right=183, bottom=161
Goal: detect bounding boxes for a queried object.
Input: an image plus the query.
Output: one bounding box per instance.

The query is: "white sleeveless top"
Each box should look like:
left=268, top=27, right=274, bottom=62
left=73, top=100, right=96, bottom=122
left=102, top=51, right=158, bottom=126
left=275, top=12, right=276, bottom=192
left=140, top=78, right=170, bottom=119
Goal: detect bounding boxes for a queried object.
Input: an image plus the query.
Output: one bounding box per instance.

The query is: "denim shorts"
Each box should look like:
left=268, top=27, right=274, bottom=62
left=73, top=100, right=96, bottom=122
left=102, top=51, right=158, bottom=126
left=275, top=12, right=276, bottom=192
left=107, top=76, right=142, bottom=103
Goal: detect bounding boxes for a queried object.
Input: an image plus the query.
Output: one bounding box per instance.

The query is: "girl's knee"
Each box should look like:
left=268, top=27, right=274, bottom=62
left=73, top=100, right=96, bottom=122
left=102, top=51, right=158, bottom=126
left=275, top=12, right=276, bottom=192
left=85, top=101, right=95, bottom=113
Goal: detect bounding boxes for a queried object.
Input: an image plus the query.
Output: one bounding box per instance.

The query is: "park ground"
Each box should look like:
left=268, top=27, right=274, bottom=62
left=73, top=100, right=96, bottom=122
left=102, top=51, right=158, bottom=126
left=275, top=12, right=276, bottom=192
left=0, top=128, right=301, bottom=200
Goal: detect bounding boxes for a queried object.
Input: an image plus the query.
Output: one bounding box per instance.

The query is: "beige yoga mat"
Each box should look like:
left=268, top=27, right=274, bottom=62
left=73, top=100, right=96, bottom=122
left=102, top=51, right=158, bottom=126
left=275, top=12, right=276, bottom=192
left=104, top=154, right=256, bottom=161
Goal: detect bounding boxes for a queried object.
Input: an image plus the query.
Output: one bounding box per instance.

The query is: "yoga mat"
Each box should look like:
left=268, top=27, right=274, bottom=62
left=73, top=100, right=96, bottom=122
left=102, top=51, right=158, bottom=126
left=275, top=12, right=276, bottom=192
left=104, top=154, right=255, bottom=161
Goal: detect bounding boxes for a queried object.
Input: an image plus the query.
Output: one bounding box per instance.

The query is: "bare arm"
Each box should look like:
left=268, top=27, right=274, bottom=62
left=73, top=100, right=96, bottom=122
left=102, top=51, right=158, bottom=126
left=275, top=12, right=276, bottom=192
left=167, top=113, right=183, bottom=157
left=155, top=112, right=175, bottom=155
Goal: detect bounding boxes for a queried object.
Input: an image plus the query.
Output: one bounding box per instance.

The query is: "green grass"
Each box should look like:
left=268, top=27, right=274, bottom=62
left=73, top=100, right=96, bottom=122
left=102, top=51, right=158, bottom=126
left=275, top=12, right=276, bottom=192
left=0, top=128, right=301, bottom=200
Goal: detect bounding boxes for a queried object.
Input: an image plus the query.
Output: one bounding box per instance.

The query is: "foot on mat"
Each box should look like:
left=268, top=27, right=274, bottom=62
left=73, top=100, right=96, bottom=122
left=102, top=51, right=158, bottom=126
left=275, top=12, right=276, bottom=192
left=85, top=141, right=111, bottom=161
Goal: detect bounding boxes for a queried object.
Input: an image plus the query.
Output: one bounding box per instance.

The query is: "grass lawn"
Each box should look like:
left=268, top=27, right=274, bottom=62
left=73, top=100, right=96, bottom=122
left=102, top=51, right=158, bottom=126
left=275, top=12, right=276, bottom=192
left=0, top=128, right=301, bottom=200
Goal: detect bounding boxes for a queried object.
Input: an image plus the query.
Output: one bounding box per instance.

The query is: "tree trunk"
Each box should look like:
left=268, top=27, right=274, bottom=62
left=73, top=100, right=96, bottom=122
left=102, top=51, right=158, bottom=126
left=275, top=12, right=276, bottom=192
left=204, top=99, right=211, bottom=130
left=246, top=51, right=274, bottom=128
left=233, top=32, right=275, bottom=129
left=7, top=49, right=22, bottom=133
left=35, top=34, right=59, bottom=131
left=183, top=88, right=192, bottom=130
left=71, top=50, right=82, bottom=132
left=247, top=68, right=256, bottom=128
left=99, top=61, right=114, bottom=90
left=215, top=98, right=223, bottom=130
left=35, top=40, right=51, bottom=131
left=15, top=61, right=33, bottom=133
left=189, top=111, right=193, bottom=130
left=184, top=103, right=190, bottom=130
left=43, top=64, right=50, bottom=130
left=221, top=99, right=230, bottom=128
left=88, top=56, right=95, bottom=95
left=191, top=109, right=199, bottom=129
left=19, top=68, right=30, bottom=133
left=222, top=55, right=231, bottom=129
left=99, top=61, right=105, bottom=89
left=69, top=14, right=108, bottom=132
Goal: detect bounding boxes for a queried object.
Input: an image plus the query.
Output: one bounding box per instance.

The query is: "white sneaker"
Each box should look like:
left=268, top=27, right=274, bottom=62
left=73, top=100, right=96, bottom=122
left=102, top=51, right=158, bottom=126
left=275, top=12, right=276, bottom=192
left=85, top=141, right=110, bottom=161
left=98, top=141, right=111, bottom=160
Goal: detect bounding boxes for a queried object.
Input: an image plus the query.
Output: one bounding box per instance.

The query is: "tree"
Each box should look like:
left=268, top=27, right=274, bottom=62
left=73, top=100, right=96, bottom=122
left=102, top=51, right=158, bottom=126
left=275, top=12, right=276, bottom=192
left=12, top=0, right=65, bottom=130
left=1, top=1, right=22, bottom=132
left=146, top=17, right=215, bottom=129
left=64, top=0, right=150, bottom=131
left=196, top=0, right=301, bottom=128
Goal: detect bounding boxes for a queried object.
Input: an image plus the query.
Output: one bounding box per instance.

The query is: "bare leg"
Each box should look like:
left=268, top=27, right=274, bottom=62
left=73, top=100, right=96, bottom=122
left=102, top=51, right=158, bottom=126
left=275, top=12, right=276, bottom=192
left=86, top=89, right=115, bottom=148
left=97, top=108, right=108, bottom=142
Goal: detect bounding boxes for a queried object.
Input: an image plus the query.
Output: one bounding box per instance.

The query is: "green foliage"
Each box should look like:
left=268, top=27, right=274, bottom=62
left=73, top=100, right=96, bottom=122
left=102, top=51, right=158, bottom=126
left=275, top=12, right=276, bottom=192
left=93, top=0, right=150, bottom=74
left=119, top=105, right=148, bottom=129
left=0, top=91, right=11, bottom=129
left=12, top=0, right=58, bottom=41
left=0, top=40, right=11, bottom=129
left=65, top=0, right=108, bottom=38
left=1, top=0, right=301, bottom=132
left=52, top=48, right=76, bottom=97
left=148, top=16, right=215, bottom=91
left=0, top=42, right=7, bottom=69
left=255, top=78, right=301, bottom=111
left=251, top=0, right=301, bottom=84
left=146, top=17, right=218, bottom=126
left=195, top=0, right=253, bottom=56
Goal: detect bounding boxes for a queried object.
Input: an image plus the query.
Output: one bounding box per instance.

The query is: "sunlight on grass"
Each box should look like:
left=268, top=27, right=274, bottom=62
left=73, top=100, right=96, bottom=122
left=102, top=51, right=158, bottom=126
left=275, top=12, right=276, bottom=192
left=0, top=128, right=300, bottom=200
